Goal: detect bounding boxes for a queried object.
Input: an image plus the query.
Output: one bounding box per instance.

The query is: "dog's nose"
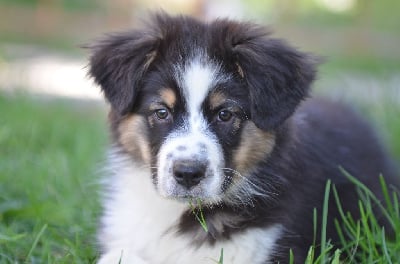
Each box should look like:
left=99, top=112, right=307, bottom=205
left=173, top=160, right=206, bottom=189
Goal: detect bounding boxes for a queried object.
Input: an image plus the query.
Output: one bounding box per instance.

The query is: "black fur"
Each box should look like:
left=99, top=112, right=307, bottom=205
left=89, top=30, right=159, bottom=114
left=207, top=20, right=317, bottom=130
left=89, top=13, right=399, bottom=263
left=89, top=14, right=316, bottom=127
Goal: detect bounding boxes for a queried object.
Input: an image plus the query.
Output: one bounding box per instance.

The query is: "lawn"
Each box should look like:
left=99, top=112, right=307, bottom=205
left=0, top=1, right=399, bottom=262
left=0, top=92, right=399, bottom=263
left=0, top=94, right=107, bottom=263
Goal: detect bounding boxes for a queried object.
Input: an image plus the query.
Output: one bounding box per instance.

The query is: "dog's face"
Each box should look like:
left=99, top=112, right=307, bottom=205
left=89, top=14, right=316, bottom=205
left=119, top=57, right=275, bottom=203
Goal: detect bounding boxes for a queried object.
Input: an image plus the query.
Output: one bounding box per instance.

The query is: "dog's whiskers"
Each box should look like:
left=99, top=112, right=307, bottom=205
left=221, top=167, right=281, bottom=207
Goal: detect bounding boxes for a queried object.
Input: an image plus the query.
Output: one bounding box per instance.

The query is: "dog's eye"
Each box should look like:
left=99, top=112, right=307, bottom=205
left=155, top=108, right=169, bottom=120
left=217, top=109, right=233, bottom=122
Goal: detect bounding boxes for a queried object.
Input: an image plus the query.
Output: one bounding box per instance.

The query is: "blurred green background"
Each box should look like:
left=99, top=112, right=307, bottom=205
left=0, top=0, right=399, bottom=263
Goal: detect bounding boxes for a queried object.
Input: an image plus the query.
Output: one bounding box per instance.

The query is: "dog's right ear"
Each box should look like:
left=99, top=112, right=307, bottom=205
left=88, top=31, right=159, bottom=115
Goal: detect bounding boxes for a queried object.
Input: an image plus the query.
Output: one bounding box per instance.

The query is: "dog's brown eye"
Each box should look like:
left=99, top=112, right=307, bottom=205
left=155, top=108, right=169, bottom=120
left=218, top=110, right=232, bottom=122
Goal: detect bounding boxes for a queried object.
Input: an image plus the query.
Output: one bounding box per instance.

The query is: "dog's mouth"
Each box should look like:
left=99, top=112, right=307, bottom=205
left=173, top=194, right=203, bottom=203
left=155, top=162, right=246, bottom=207
left=164, top=168, right=260, bottom=207
left=165, top=184, right=218, bottom=201
left=157, top=174, right=226, bottom=205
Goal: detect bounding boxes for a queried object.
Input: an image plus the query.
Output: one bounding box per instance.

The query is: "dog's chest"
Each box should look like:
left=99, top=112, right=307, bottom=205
left=99, top=161, right=282, bottom=264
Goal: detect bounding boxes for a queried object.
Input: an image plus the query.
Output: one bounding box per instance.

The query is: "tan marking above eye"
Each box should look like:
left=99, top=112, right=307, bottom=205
left=209, top=91, right=227, bottom=110
left=159, top=88, right=177, bottom=109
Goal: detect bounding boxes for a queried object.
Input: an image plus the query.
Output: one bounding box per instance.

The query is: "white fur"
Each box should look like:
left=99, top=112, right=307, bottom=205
left=157, top=131, right=224, bottom=200
left=156, top=58, right=226, bottom=200
left=182, top=57, right=225, bottom=121
left=98, top=150, right=282, bottom=264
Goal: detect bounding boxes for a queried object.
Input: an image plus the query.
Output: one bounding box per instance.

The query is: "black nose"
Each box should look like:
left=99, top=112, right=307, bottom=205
left=173, top=160, right=206, bottom=189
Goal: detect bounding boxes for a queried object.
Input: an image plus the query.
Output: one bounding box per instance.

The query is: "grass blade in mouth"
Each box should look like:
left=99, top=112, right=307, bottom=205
left=189, top=198, right=208, bottom=233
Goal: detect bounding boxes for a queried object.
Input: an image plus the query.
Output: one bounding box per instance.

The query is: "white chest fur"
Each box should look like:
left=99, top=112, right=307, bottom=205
left=97, top=153, right=282, bottom=264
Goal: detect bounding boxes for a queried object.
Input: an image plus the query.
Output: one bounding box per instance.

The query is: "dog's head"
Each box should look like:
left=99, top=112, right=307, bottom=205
left=89, top=13, right=316, bottom=205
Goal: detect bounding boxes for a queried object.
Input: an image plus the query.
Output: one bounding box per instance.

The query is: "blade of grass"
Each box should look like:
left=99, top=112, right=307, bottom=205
left=358, top=201, right=375, bottom=260
left=334, top=219, right=351, bottom=257
left=320, top=180, right=331, bottom=264
left=339, top=167, right=395, bottom=229
left=313, top=244, right=334, bottom=263
left=332, top=185, right=356, bottom=237
left=289, top=249, right=294, bottom=264
left=313, top=208, right=317, bottom=247
left=332, top=184, right=361, bottom=263
left=393, top=191, right=399, bottom=217
left=218, top=248, right=224, bottom=264
left=189, top=198, right=208, bottom=233
left=380, top=175, right=394, bottom=215
left=381, top=227, right=393, bottom=264
left=26, top=223, right=48, bottom=261
left=0, top=233, right=26, bottom=243
left=344, top=221, right=361, bottom=264
left=331, top=249, right=341, bottom=264
left=305, top=245, right=315, bottom=263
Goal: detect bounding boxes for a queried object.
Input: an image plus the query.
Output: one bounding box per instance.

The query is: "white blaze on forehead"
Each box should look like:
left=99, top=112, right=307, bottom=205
left=183, top=60, right=216, bottom=111
left=175, top=57, right=222, bottom=130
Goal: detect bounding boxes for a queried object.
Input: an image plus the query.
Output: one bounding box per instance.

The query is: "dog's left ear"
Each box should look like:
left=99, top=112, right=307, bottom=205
left=87, top=31, right=159, bottom=115
left=231, top=25, right=317, bottom=130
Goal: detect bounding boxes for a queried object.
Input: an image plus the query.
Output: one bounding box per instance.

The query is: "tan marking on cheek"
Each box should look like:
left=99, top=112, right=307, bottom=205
left=160, top=88, right=176, bottom=109
left=233, top=122, right=275, bottom=173
left=118, top=115, right=151, bottom=164
left=209, top=91, right=227, bottom=110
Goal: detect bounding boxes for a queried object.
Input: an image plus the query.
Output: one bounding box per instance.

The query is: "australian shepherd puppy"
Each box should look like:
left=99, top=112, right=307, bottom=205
left=88, top=13, right=398, bottom=263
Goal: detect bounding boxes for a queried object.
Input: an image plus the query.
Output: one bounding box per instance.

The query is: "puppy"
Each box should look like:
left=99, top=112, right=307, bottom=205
left=88, top=13, right=398, bottom=263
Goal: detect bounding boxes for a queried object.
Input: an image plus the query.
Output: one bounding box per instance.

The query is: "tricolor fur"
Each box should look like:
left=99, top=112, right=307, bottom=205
left=88, top=13, right=398, bottom=263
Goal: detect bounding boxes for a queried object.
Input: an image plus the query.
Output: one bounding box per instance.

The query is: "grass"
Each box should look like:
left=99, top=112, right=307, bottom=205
left=0, top=92, right=399, bottom=263
left=189, top=198, right=209, bottom=233
left=300, top=172, right=400, bottom=264
left=189, top=199, right=224, bottom=263
left=0, top=94, right=107, bottom=263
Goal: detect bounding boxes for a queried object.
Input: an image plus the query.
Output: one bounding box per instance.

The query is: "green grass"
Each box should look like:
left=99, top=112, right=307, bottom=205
left=332, top=171, right=400, bottom=263
left=300, top=172, right=400, bottom=264
left=0, top=94, right=107, bottom=263
left=189, top=198, right=209, bottom=233
left=0, top=0, right=101, bottom=11
left=0, top=92, right=399, bottom=263
left=320, top=56, right=400, bottom=76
